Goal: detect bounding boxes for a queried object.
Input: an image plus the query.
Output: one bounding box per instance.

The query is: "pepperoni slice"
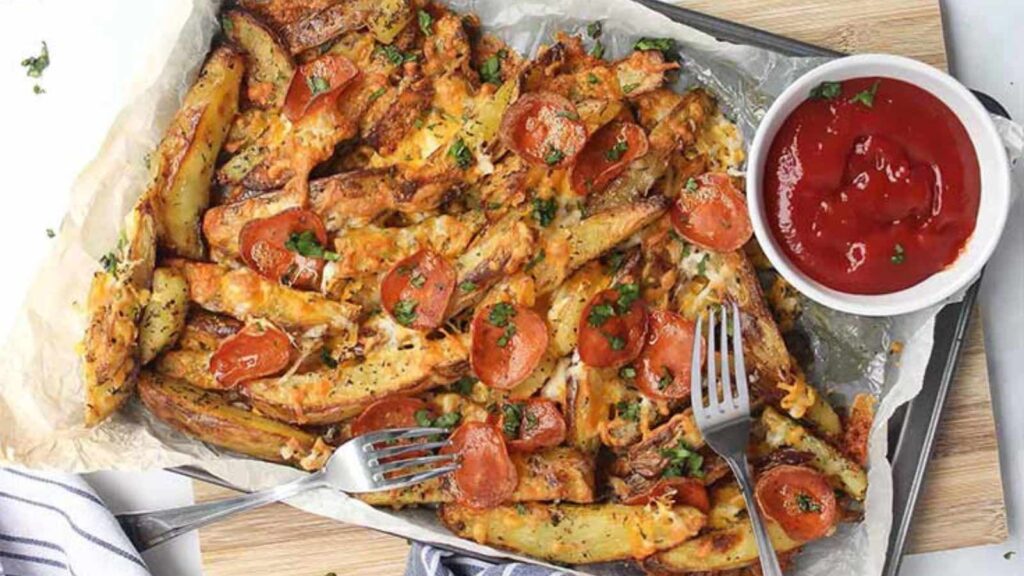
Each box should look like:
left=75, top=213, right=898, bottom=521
left=470, top=303, right=549, bottom=390
left=238, top=208, right=329, bottom=290
left=635, top=310, right=701, bottom=401
left=570, top=121, right=649, bottom=196
left=350, top=397, right=435, bottom=438
left=496, top=399, right=567, bottom=453
left=499, top=92, right=588, bottom=169
left=671, top=173, right=753, bottom=253
left=621, top=477, right=711, bottom=513
left=577, top=285, right=649, bottom=369
left=755, top=465, right=838, bottom=542
left=210, top=324, right=292, bottom=387
left=380, top=249, right=456, bottom=330
left=283, top=53, right=359, bottom=121
left=440, top=422, right=518, bottom=509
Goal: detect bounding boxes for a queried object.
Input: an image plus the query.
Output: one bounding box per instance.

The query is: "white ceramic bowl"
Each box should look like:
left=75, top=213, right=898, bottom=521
left=746, top=54, right=1011, bottom=317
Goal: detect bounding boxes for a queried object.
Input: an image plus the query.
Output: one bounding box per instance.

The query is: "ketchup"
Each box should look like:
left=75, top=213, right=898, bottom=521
left=763, top=77, right=980, bottom=294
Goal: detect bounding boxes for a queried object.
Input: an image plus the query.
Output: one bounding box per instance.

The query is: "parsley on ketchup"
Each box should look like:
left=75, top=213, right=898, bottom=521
left=763, top=77, right=980, bottom=294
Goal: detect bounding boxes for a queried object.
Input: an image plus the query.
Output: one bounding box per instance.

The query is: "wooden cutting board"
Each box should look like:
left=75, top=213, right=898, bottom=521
left=196, top=1, right=1007, bottom=573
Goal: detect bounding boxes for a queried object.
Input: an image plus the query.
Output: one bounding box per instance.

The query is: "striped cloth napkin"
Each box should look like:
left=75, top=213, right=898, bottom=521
left=0, top=468, right=149, bottom=576
left=405, top=542, right=568, bottom=576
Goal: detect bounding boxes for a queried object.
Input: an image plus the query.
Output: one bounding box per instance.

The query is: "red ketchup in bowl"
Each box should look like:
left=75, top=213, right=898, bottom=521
left=763, top=77, right=980, bottom=294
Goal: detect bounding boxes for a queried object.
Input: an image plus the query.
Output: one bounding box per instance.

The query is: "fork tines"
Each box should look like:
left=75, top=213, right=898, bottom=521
left=690, top=302, right=750, bottom=422
left=358, top=427, right=459, bottom=490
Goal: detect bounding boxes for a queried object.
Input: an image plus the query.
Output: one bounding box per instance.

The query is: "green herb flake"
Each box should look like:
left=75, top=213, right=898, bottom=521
left=524, top=411, right=539, bottom=431
left=488, top=302, right=517, bottom=327
left=587, top=303, right=616, bottom=327
left=617, top=400, right=640, bottom=422
left=418, top=9, right=433, bottom=36
left=451, top=376, right=477, bottom=396
left=605, top=139, right=629, bottom=162
left=849, top=80, right=880, bottom=108
left=1003, top=551, right=1016, bottom=561
left=448, top=137, right=474, bottom=169
left=555, top=110, right=581, bottom=121
left=515, top=502, right=528, bottom=515
left=657, top=367, right=673, bottom=390
left=379, top=44, right=417, bottom=66
left=619, top=365, right=637, bottom=380
left=660, top=440, right=704, bottom=478
left=46, top=228, right=55, bottom=238
left=306, top=75, right=331, bottom=96
left=531, top=197, right=558, bottom=227
left=21, top=41, right=49, bottom=79
left=459, top=280, right=478, bottom=293
left=501, top=402, right=524, bottom=437
left=414, top=409, right=434, bottom=428
left=809, top=81, right=843, bottom=100
left=525, top=250, right=546, bottom=271
left=607, top=334, right=626, bottom=350
left=33, top=85, right=45, bottom=95
left=615, top=283, right=640, bottom=313
left=633, top=37, right=675, bottom=55
left=544, top=146, right=565, bottom=166
left=621, top=82, right=640, bottom=94
left=433, top=411, right=462, bottom=429
left=320, top=348, right=339, bottom=369
left=587, top=73, right=600, bottom=85
left=589, top=41, right=605, bottom=60
left=99, top=252, right=119, bottom=274
left=409, top=271, right=427, bottom=288
left=479, top=55, right=502, bottom=85
left=222, top=17, right=235, bottom=34
left=604, top=250, right=626, bottom=272
left=587, top=21, right=603, bottom=39
left=284, top=230, right=338, bottom=260
left=685, top=177, right=698, bottom=192
left=891, top=243, right=906, bottom=265
left=368, top=87, right=387, bottom=102
left=796, top=493, right=823, bottom=513
left=393, top=299, right=418, bottom=326
left=696, top=254, right=709, bottom=277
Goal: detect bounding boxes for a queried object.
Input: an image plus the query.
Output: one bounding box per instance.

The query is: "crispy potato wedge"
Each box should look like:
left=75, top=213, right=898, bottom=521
left=279, top=0, right=371, bottom=54
left=82, top=201, right=157, bottom=426
left=440, top=502, right=705, bottom=564
left=245, top=330, right=468, bottom=424
left=565, top=357, right=628, bottom=454
left=366, top=0, right=411, bottom=45
left=138, top=371, right=329, bottom=469
left=153, top=349, right=223, bottom=390
left=173, top=261, right=359, bottom=336
left=223, top=10, right=294, bottom=109
left=202, top=187, right=303, bottom=264
left=612, top=410, right=704, bottom=478
left=177, top=309, right=242, bottom=351
left=645, top=518, right=801, bottom=573
left=151, top=47, right=244, bottom=259
left=546, top=261, right=613, bottom=358
left=366, top=76, right=434, bottom=155
left=360, top=447, right=596, bottom=506
left=447, top=211, right=536, bottom=316
left=138, top=267, right=189, bottom=365
left=761, top=407, right=867, bottom=500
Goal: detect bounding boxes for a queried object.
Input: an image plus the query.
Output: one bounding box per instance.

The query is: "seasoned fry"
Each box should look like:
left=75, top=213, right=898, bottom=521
left=440, top=502, right=706, bottom=564
left=645, top=518, right=802, bottom=573
left=151, top=47, right=244, bottom=259
left=203, top=188, right=303, bottom=264
left=138, top=371, right=329, bottom=469
left=223, top=10, right=294, bottom=109
left=153, top=349, right=223, bottom=390
left=138, top=267, right=189, bottom=365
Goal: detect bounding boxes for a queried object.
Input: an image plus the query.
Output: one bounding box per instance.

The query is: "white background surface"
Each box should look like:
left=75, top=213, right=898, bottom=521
left=0, top=1, right=1020, bottom=574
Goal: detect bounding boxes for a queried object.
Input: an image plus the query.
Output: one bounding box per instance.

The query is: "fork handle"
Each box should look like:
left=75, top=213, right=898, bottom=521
left=116, top=470, right=327, bottom=552
left=725, top=453, right=785, bottom=576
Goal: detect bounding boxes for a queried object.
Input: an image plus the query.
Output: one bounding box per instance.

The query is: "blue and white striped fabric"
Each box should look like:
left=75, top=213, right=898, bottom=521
left=405, top=542, right=568, bottom=576
left=0, top=468, right=149, bottom=576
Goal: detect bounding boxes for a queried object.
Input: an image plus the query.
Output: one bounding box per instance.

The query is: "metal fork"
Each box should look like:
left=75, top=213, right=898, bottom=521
left=117, top=427, right=458, bottom=552
left=691, top=303, right=783, bottom=576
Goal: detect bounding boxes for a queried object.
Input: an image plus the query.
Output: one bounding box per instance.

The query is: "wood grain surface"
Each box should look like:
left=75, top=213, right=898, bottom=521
left=196, top=1, right=1007, bottom=573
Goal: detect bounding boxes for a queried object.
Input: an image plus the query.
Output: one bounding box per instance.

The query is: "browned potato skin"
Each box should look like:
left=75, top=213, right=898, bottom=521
left=365, top=75, right=434, bottom=155
left=153, top=349, right=224, bottom=390
left=138, top=371, right=329, bottom=469
left=82, top=201, right=157, bottom=427
left=644, top=519, right=802, bottom=573
left=138, top=267, right=189, bottom=365
left=440, top=502, right=706, bottom=564
left=151, top=47, right=244, bottom=259
left=202, top=188, right=302, bottom=264
left=177, top=309, right=243, bottom=351
left=222, top=10, right=294, bottom=109
left=279, top=0, right=371, bottom=54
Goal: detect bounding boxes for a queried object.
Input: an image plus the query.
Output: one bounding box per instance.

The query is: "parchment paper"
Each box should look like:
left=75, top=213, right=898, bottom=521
left=1, top=1, right=1021, bottom=574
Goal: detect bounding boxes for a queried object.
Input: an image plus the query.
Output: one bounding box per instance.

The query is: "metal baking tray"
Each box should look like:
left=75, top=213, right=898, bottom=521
left=175, top=2, right=1011, bottom=573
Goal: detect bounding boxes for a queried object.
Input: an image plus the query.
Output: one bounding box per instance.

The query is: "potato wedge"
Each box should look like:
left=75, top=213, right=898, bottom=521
left=173, top=261, right=359, bottom=336
left=761, top=407, right=867, bottom=500
left=279, top=0, right=371, bottom=54
left=245, top=330, right=468, bottom=424
left=138, top=267, right=189, bottom=365
left=202, top=187, right=303, bottom=264
left=440, top=502, right=705, bottom=564
left=82, top=201, right=157, bottom=426
left=153, top=349, right=223, bottom=390
left=565, top=357, right=628, bottom=454
left=366, top=0, right=412, bottom=45
left=223, top=10, right=294, bottom=109
left=645, top=518, right=801, bottom=573
left=447, top=211, right=536, bottom=316
left=546, top=260, right=612, bottom=358
left=151, top=47, right=244, bottom=259
left=360, top=447, right=596, bottom=507
left=138, top=371, right=329, bottom=469
left=177, top=310, right=242, bottom=352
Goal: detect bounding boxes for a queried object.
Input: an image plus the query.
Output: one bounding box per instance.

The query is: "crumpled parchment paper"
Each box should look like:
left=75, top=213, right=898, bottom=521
left=1, top=1, right=1022, bottom=574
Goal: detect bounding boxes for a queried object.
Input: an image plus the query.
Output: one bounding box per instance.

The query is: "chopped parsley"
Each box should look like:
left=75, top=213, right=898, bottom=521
left=515, top=502, right=528, bottom=515
left=222, top=17, right=234, bottom=34
left=619, top=365, right=637, bottom=380
left=587, top=21, right=603, bottom=39
left=306, top=75, right=330, bottom=96
left=696, top=253, right=709, bottom=277
left=660, top=440, right=704, bottom=478
left=587, top=303, right=616, bottom=327
left=448, top=137, right=474, bottom=169
left=46, top=228, right=55, bottom=238
left=368, top=87, right=387, bottom=102
left=531, top=197, right=558, bottom=227
left=393, top=299, right=418, bottom=326
left=284, top=230, right=340, bottom=260
left=479, top=55, right=502, bottom=85
left=556, top=110, right=581, bottom=121
left=524, top=411, right=540, bottom=431
left=607, top=334, right=626, bottom=350
left=615, top=283, right=640, bottom=313
left=587, top=73, right=600, bottom=85
left=617, top=400, right=640, bottom=422
left=621, top=82, right=640, bottom=94
left=603, top=250, right=626, bottom=272
left=501, top=402, right=524, bottom=437
left=21, top=41, right=49, bottom=79
left=891, top=243, right=906, bottom=265
left=796, top=493, right=822, bottom=513
left=685, top=177, right=699, bottom=192
left=459, top=280, right=478, bottom=293
left=379, top=44, right=418, bottom=66
left=657, top=367, right=673, bottom=390
left=433, top=411, right=462, bottom=429
left=99, top=252, right=119, bottom=274
left=489, top=302, right=518, bottom=348
left=605, top=139, right=629, bottom=161
left=809, top=81, right=842, bottom=100
left=1004, top=551, right=1016, bottom=561
left=525, top=250, right=546, bottom=271
left=33, top=85, right=45, bottom=95
left=633, top=37, right=675, bottom=55
left=544, top=146, right=565, bottom=166
left=418, top=9, right=433, bottom=36
left=320, top=348, right=339, bottom=369
left=409, top=270, right=427, bottom=288
left=589, top=41, right=605, bottom=60
left=588, top=283, right=640, bottom=328
left=849, top=80, right=880, bottom=108
left=451, top=376, right=477, bottom=396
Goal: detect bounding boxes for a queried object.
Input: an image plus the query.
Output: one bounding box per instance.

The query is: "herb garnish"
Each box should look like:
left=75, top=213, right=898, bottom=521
left=587, top=21, right=603, bottom=39
left=849, top=80, right=880, bottom=108
left=418, top=9, right=433, bottom=36
left=459, top=280, right=477, bottom=293
left=606, top=139, right=629, bottom=161
left=685, top=177, right=699, bottom=192
left=589, top=41, right=605, bottom=60
left=617, top=400, right=640, bottom=422
left=891, top=243, right=906, bottom=265
left=501, top=402, right=524, bottom=437
left=489, top=302, right=518, bottom=348
left=587, top=303, right=616, bottom=327
left=21, top=41, right=49, bottom=78
left=415, top=409, right=462, bottom=429
left=657, top=367, right=673, bottom=390
left=451, top=376, right=477, bottom=396
left=544, top=146, right=565, bottom=166
left=409, top=270, right=427, bottom=288
left=480, top=55, right=502, bottom=85
left=379, top=44, right=418, bottom=66
left=448, top=137, right=473, bottom=169
left=393, top=299, right=418, bottom=326
left=809, top=81, right=842, bottom=100
left=99, top=252, right=119, bottom=274
left=633, top=37, right=675, bottom=55
left=660, top=440, right=704, bottom=478
left=46, top=228, right=55, bottom=238
left=619, top=365, right=637, bottom=380
left=306, top=75, right=330, bottom=96
left=320, top=348, right=339, bottom=368
left=531, top=197, right=558, bottom=227
left=796, top=493, right=822, bottom=513
left=368, top=87, right=387, bottom=102
left=525, top=250, right=546, bottom=271
left=587, top=73, right=600, bottom=85
left=284, top=230, right=340, bottom=260
left=607, top=334, right=626, bottom=350
left=621, top=82, right=639, bottom=94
